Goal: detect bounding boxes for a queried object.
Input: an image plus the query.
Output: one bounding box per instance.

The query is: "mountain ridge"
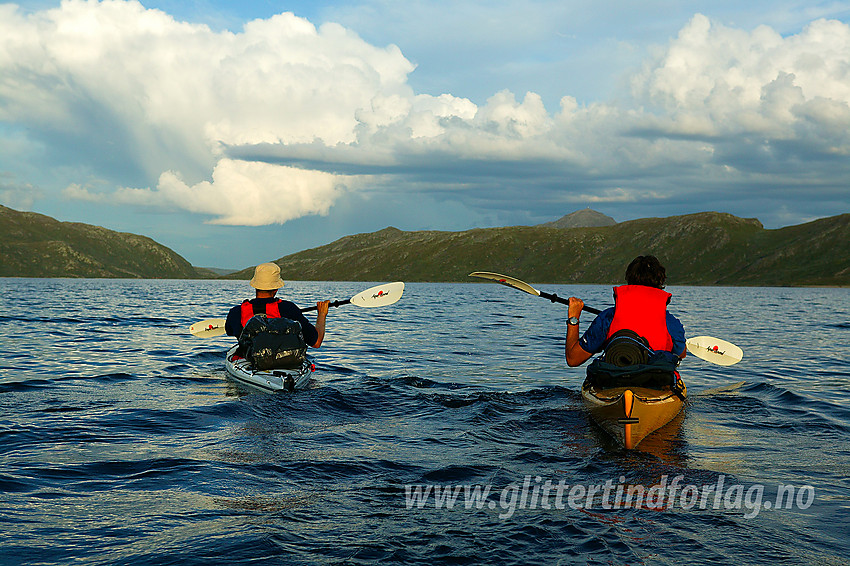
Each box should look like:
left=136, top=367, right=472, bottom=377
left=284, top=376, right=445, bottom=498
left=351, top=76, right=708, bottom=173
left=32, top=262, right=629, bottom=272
left=2, top=204, right=847, bottom=286
left=229, top=211, right=847, bottom=286
left=0, top=205, right=212, bottom=279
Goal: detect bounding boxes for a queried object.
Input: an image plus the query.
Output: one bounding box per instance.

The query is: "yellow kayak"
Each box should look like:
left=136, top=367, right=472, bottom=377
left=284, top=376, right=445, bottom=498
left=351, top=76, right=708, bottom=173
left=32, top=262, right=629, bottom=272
left=581, top=379, right=686, bottom=449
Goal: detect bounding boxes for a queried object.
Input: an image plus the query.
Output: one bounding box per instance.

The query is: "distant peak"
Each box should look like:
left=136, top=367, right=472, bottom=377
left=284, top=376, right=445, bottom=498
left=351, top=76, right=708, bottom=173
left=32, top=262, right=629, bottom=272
left=539, top=209, right=617, bottom=229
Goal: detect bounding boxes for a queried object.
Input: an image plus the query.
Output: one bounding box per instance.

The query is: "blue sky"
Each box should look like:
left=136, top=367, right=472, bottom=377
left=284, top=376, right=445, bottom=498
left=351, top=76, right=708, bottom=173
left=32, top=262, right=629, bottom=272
left=1, top=1, right=849, bottom=268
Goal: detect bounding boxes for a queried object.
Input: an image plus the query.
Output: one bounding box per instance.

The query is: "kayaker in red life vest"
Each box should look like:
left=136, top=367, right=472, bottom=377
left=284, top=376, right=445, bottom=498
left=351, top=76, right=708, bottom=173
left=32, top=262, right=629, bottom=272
left=225, top=262, right=330, bottom=348
left=565, top=255, right=687, bottom=367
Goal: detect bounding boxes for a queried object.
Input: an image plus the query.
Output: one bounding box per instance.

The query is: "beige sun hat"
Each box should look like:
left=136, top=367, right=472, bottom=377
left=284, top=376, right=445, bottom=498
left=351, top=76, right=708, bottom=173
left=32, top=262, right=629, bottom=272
left=250, top=262, right=285, bottom=290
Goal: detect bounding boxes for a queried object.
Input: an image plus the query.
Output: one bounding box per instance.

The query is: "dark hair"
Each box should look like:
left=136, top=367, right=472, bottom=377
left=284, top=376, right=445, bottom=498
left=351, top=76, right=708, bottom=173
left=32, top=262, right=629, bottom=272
left=625, top=255, right=666, bottom=288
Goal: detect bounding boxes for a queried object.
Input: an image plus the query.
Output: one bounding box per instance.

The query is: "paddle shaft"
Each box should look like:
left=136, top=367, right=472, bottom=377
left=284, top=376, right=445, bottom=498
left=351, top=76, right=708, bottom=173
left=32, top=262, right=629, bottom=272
left=537, top=290, right=601, bottom=315
left=468, top=272, right=602, bottom=315
left=300, top=299, right=350, bottom=312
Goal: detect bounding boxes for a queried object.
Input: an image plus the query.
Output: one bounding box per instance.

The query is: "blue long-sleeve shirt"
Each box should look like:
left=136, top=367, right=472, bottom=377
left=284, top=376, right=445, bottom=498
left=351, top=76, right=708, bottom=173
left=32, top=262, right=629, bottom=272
left=578, top=307, right=686, bottom=358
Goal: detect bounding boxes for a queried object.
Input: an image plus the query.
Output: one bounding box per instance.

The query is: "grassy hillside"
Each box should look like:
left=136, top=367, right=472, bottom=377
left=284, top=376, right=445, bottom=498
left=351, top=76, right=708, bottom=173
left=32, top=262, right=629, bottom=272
left=230, top=212, right=850, bottom=286
left=0, top=205, right=212, bottom=279
left=7, top=203, right=844, bottom=285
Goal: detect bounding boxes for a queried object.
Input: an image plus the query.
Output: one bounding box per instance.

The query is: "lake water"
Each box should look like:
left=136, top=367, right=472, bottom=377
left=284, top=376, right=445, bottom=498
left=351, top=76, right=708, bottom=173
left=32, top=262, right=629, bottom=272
left=1, top=279, right=848, bottom=565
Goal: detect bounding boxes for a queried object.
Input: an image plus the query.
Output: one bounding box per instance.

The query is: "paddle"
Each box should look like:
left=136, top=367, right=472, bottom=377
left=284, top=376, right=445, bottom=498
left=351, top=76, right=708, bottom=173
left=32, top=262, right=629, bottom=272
left=469, top=271, right=742, bottom=366
left=189, top=281, right=405, bottom=338
left=685, top=336, right=743, bottom=366
left=469, top=271, right=601, bottom=315
left=190, top=318, right=230, bottom=338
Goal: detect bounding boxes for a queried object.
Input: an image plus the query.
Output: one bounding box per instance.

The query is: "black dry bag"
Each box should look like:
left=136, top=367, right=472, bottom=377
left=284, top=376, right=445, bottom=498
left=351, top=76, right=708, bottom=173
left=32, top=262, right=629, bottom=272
left=238, top=315, right=308, bottom=370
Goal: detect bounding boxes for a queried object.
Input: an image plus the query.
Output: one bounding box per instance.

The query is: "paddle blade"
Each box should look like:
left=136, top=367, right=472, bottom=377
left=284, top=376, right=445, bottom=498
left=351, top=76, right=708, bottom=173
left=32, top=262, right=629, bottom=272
left=687, top=336, right=743, bottom=366
left=190, top=318, right=227, bottom=338
left=350, top=282, right=404, bottom=308
left=468, top=272, right=541, bottom=297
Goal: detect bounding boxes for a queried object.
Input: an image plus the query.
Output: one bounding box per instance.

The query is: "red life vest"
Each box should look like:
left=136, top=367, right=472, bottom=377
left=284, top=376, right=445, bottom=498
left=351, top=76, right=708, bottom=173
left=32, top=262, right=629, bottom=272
left=606, top=285, right=673, bottom=351
left=240, top=299, right=282, bottom=327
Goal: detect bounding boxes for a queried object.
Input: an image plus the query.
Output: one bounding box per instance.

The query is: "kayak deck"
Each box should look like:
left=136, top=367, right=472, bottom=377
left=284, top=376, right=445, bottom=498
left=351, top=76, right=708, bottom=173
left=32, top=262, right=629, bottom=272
left=581, top=381, right=686, bottom=449
left=225, top=345, right=314, bottom=393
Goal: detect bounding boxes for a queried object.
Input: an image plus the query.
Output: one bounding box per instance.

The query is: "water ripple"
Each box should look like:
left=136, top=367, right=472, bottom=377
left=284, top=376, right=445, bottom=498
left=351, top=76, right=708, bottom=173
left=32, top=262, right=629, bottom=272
left=0, top=279, right=848, bottom=564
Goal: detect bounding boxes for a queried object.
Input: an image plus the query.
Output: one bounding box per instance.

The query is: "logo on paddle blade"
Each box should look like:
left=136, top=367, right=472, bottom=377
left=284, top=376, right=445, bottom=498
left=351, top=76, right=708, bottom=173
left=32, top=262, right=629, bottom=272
left=373, top=290, right=389, bottom=298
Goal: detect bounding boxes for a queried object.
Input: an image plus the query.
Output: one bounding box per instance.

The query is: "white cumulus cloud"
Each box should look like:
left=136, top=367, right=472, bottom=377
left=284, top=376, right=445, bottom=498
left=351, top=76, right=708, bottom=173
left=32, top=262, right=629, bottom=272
left=632, top=14, right=850, bottom=141
left=230, top=13, right=850, bottom=196
left=0, top=0, right=411, bottom=224
left=1, top=3, right=849, bottom=228
left=65, top=159, right=344, bottom=225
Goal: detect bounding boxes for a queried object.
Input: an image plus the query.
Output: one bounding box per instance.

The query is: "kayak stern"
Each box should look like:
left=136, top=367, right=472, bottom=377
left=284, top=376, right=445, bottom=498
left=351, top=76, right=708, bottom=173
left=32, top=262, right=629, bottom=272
left=581, top=381, right=686, bottom=449
left=225, top=345, right=314, bottom=392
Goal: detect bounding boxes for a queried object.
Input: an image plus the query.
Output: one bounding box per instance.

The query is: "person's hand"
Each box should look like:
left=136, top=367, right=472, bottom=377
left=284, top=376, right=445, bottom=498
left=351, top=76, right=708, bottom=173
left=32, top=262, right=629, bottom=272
left=316, top=300, right=330, bottom=316
left=568, top=297, right=584, bottom=319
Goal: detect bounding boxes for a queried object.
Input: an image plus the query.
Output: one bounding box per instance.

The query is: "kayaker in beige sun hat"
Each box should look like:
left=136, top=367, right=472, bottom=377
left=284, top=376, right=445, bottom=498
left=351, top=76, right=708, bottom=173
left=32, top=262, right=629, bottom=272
left=250, top=261, right=286, bottom=290
left=224, top=262, right=330, bottom=347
